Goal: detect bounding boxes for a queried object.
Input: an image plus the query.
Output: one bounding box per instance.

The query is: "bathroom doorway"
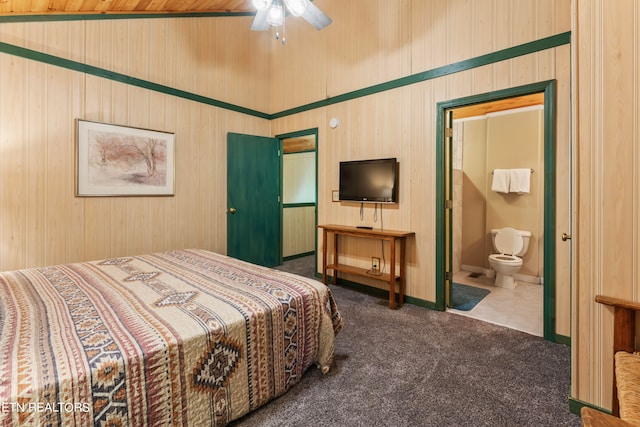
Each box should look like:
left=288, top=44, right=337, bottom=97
left=436, top=80, right=567, bottom=342
left=450, top=100, right=544, bottom=336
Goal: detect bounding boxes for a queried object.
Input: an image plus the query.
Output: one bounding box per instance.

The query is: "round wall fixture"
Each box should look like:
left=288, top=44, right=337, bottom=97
left=329, top=117, right=339, bottom=128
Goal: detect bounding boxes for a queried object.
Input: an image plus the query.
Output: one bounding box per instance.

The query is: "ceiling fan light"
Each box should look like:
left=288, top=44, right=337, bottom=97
left=252, top=0, right=272, bottom=11
left=267, top=0, right=284, bottom=26
left=283, top=0, right=307, bottom=17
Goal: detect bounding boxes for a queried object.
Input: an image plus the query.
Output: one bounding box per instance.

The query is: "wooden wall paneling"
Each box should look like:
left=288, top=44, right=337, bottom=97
left=67, top=24, right=86, bottom=262
left=573, top=0, right=637, bottom=409
left=412, top=81, right=437, bottom=302
left=555, top=44, right=572, bottom=338
left=493, top=0, right=513, bottom=51
left=269, top=16, right=327, bottom=113
left=156, top=20, right=181, bottom=255
left=127, top=20, right=152, bottom=257
left=282, top=206, right=315, bottom=257
left=414, top=0, right=446, bottom=72
left=512, top=0, right=535, bottom=45
left=536, top=0, right=554, bottom=39
left=45, top=68, right=73, bottom=265
left=601, top=1, right=635, bottom=300
left=175, top=100, right=199, bottom=251
left=25, top=52, right=47, bottom=268
left=322, top=0, right=412, bottom=101
left=82, top=23, right=119, bottom=261
left=471, top=0, right=496, bottom=56
left=0, top=54, right=27, bottom=271
left=555, top=0, right=572, bottom=34
left=7, top=26, right=29, bottom=269
left=447, top=0, right=472, bottom=64
left=226, top=17, right=272, bottom=113
left=203, top=115, right=222, bottom=254
left=193, top=95, right=210, bottom=252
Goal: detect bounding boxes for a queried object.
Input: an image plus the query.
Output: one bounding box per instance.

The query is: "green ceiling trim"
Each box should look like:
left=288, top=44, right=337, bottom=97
left=0, top=31, right=569, bottom=121
left=0, top=41, right=270, bottom=119
left=0, top=12, right=253, bottom=23
left=271, top=31, right=570, bottom=118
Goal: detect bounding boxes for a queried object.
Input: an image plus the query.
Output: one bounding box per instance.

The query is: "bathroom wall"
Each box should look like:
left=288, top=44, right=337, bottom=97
left=460, top=117, right=488, bottom=269
left=459, top=106, right=544, bottom=280
left=451, top=121, right=465, bottom=274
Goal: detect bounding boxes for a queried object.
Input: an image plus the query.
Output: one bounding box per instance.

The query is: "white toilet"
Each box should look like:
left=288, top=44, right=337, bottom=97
left=488, top=227, right=531, bottom=289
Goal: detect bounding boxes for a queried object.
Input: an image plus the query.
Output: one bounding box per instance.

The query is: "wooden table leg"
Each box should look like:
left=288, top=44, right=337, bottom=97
left=333, top=232, right=339, bottom=285
left=399, top=237, right=405, bottom=305
left=322, top=229, right=328, bottom=285
left=389, top=237, right=396, bottom=309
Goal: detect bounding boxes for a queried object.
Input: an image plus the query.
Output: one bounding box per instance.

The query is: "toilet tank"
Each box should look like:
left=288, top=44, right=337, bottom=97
left=490, top=228, right=531, bottom=256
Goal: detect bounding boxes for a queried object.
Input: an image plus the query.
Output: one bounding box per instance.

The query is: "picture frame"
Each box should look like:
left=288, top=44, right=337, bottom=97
left=75, top=119, right=175, bottom=196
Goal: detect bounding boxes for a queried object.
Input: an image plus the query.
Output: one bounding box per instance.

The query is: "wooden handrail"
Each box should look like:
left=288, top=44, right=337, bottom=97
left=596, top=295, right=640, bottom=312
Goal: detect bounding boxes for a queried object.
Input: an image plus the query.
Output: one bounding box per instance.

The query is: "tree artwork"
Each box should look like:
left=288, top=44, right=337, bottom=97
left=87, top=130, right=168, bottom=187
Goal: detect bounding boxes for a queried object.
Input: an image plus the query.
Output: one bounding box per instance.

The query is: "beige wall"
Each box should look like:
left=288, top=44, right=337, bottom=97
left=460, top=107, right=544, bottom=279
left=461, top=118, right=488, bottom=269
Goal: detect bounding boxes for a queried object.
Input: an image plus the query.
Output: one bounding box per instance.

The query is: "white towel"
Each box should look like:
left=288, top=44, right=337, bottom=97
left=491, top=169, right=510, bottom=193
left=509, top=168, right=531, bottom=194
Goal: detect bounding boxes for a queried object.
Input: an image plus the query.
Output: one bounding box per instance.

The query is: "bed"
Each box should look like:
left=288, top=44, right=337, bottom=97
left=0, top=249, right=343, bottom=426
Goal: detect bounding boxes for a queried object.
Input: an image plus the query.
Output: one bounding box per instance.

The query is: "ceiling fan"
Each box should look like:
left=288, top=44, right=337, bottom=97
left=250, top=0, right=332, bottom=37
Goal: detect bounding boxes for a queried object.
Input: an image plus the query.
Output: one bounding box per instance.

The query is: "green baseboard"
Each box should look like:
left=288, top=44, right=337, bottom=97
left=569, top=396, right=610, bottom=417
left=319, top=274, right=439, bottom=310
left=283, top=251, right=315, bottom=262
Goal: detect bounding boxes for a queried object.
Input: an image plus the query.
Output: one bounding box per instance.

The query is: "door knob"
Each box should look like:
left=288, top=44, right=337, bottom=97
left=229, top=208, right=236, bottom=214
left=562, top=232, right=571, bottom=241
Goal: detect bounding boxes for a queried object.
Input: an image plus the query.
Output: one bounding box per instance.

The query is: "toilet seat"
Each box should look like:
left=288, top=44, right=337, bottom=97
left=488, top=253, right=522, bottom=265
left=494, top=227, right=523, bottom=256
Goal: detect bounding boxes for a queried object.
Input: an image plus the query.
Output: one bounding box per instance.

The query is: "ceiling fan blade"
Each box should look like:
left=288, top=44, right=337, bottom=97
left=250, top=9, right=270, bottom=31
left=302, top=1, right=332, bottom=30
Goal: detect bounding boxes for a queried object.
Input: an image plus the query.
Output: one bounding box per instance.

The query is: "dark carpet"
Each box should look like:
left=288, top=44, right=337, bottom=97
left=229, top=256, right=581, bottom=427
left=452, top=282, right=491, bottom=311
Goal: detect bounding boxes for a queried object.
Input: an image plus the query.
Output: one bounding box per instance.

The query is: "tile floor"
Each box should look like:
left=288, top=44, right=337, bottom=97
left=448, top=270, right=544, bottom=337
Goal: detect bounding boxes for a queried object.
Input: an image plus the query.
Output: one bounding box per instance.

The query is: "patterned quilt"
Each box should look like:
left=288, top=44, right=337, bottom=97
left=0, top=249, right=343, bottom=426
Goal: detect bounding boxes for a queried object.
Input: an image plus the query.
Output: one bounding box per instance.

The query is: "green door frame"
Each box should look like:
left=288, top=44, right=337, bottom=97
left=435, top=80, right=559, bottom=342
left=275, top=127, right=319, bottom=269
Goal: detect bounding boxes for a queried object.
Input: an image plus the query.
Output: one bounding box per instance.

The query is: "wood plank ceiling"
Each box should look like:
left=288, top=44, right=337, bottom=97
left=452, top=93, right=545, bottom=120
left=0, top=1, right=254, bottom=15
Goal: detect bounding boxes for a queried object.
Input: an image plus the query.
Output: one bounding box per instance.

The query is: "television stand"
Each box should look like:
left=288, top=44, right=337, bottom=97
left=318, top=224, right=414, bottom=309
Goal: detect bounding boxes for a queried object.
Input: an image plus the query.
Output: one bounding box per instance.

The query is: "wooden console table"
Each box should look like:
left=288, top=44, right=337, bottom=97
left=318, top=224, right=414, bottom=309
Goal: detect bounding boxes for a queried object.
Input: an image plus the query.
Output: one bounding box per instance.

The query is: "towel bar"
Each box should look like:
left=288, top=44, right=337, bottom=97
left=491, top=168, right=534, bottom=174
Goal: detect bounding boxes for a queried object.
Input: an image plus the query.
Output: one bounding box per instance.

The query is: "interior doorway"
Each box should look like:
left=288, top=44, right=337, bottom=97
left=448, top=96, right=545, bottom=336
left=436, top=80, right=564, bottom=342
left=279, top=129, right=318, bottom=270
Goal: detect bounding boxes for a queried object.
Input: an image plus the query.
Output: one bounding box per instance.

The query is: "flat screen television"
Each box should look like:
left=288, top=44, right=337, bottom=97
left=339, top=158, right=398, bottom=203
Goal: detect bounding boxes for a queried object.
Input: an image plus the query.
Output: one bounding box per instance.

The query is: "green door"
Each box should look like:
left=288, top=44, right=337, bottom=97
left=227, top=132, right=282, bottom=267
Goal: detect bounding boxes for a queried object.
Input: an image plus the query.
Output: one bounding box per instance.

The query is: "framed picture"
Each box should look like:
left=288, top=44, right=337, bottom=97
left=75, top=119, right=175, bottom=196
